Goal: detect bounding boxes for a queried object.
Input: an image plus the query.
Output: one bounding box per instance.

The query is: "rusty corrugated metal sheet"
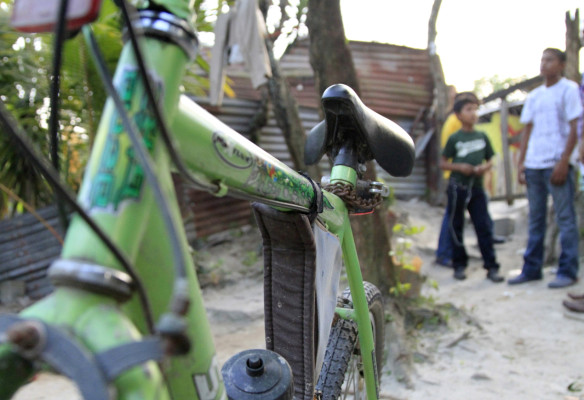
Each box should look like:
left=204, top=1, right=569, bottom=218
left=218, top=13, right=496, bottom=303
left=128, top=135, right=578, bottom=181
left=218, top=39, right=433, bottom=121
left=192, top=39, right=433, bottom=201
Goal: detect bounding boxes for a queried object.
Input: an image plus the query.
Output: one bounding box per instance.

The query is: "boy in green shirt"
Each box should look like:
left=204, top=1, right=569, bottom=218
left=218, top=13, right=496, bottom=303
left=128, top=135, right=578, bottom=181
left=440, top=97, right=504, bottom=282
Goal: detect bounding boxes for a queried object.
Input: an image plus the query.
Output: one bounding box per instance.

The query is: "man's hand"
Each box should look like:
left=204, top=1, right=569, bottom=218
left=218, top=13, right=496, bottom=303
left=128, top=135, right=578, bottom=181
left=550, top=159, right=569, bottom=185
left=517, top=163, right=526, bottom=185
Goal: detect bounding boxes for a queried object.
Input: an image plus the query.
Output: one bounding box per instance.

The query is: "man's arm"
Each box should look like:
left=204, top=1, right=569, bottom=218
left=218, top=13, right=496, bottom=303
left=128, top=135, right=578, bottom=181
left=517, top=123, right=532, bottom=185
left=550, top=118, right=578, bottom=185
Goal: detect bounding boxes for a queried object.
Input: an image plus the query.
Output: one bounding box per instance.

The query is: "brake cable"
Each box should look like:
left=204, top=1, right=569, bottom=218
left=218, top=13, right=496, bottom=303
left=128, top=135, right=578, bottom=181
left=48, top=0, right=71, bottom=232
left=0, top=0, right=155, bottom=334
left=118, top=1, right=221, bottom=195
left=82, top=12, right=193, bottom=326
left=0, top=102, right=155, bottom=334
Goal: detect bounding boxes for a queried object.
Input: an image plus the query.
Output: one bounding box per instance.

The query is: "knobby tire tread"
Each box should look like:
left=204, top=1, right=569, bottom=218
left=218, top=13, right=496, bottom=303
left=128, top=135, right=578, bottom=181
left=316, top=282, right=385, bottom=399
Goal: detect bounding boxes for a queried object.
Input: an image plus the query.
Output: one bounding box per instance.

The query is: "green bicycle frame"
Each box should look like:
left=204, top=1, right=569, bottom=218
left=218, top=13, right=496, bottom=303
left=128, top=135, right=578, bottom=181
left=0, top=1, right=379, bottom=399
left=173, top=98, right=379, bottom=398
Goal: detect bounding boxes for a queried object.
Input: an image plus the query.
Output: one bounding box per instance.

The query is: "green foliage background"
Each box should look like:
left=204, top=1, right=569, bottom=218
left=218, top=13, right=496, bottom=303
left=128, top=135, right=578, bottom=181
left=0, top=0, right=307, bottom=218
left=0, top=0, right=123, bottom=216
left=0, top=0, right=226, bottom=218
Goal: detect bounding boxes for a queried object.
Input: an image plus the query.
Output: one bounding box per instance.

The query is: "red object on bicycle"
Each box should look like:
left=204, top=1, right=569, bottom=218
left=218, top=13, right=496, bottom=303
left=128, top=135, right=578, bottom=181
left=11, top=0, right=103, bottom=33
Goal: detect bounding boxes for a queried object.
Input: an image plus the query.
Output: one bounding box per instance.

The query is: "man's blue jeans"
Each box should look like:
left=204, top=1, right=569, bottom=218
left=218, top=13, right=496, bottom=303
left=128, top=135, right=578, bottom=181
left=522, top=167, right=579, bottom=280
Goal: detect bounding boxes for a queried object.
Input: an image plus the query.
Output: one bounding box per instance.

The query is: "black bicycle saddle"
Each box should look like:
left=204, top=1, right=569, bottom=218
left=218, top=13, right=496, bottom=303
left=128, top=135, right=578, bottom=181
left=305, top=84, right=415, bottom=177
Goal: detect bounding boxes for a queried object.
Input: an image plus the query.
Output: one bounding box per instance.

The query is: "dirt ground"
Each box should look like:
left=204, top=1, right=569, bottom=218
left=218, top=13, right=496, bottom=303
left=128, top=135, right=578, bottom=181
left=6, top=198, right=584, bottom=400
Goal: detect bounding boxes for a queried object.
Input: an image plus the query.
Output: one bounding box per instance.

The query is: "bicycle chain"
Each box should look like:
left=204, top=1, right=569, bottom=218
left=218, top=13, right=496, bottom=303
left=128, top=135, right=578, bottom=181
left=323, top=181, right=383, bottom=213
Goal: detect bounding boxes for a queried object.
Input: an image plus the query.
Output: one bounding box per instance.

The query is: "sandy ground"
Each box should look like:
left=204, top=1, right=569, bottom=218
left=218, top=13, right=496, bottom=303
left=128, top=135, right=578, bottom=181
left=381, top=198, right=584, bottom=400
left=7, top=198, right=584, bottom=400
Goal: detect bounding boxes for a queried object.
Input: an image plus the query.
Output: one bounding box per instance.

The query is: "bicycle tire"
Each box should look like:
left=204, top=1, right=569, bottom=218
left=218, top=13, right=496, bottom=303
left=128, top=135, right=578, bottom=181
left=316, top=281, right=385, bottom=399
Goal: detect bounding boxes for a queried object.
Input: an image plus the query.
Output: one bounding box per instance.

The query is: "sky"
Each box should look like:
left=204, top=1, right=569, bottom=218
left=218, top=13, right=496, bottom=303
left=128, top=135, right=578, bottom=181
left=340, top=0, right=583, bottom=92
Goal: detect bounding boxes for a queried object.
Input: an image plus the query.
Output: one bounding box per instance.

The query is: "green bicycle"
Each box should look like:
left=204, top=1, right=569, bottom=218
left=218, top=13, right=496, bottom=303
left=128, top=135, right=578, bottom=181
left=0, top=0, right=415, bottom=399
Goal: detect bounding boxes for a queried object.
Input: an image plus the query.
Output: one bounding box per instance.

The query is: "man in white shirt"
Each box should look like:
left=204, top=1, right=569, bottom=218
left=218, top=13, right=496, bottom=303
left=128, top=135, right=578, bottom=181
left=509, top=48, right=583, bottom=288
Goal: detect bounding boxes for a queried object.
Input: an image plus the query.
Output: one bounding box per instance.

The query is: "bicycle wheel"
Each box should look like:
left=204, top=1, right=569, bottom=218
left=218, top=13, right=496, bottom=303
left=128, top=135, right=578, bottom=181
left=316, top=282, right=385, bottom=399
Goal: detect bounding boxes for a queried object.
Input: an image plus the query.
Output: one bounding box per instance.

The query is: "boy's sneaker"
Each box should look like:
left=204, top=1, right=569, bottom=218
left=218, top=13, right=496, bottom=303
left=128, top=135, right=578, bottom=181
left=486, top=269, right=504, bottom=283
left=453, top=268, right=466, bottom=280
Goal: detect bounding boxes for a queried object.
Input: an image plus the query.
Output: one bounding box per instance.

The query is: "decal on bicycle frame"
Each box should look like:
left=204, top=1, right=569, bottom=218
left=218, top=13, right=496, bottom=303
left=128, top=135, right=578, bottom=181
left=87, top=68, right=163, bottom=212
left=244, top=160, right=313, bottom=204
left=192, top=355, right=226, bottom=400
left=323, top=196, right=333, bottom=210
left=212, top=132, right=253, bottom=169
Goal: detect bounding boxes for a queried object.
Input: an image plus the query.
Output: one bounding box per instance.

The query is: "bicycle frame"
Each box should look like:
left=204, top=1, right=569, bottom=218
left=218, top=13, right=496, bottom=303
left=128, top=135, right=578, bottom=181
left=0, top=1, right=379, bottom=399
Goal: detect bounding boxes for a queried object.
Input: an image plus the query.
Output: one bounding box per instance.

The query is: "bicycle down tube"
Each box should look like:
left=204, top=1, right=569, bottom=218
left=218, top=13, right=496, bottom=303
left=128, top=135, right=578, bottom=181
left=0, top=1, right=386, bottom=400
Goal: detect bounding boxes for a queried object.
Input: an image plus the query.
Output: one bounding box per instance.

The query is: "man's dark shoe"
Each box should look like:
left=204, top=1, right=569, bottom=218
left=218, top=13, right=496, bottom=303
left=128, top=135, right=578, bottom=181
left=507, top=273, right=542, bottom=285
left=562, top=299, right=584, bottom=313
left=486, top=269, right=504, bottom=283
left=548, top=275, right=577, bottom=289
left=453, top=268, right=466, bottom=280
left=492, top=235, right=507, bottom=244
left=567, top=292, right=584, bottom=300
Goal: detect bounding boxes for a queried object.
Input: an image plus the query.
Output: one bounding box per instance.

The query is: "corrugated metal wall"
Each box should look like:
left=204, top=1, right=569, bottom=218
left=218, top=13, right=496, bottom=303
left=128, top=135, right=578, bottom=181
left=0, top=206, right=62, bottom=299
left=0, top=40, right=432, bottom=298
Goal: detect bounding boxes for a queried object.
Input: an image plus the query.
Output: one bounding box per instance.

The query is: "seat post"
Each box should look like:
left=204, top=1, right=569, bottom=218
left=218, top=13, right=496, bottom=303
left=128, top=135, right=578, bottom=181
left=330, top=144, right=358, bottom=187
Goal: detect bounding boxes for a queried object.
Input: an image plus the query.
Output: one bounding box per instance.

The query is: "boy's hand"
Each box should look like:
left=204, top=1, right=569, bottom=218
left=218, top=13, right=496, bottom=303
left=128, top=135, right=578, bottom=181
left=458, top=163, right=475, bottom=176
left=473, top=164, right=489, bottom=176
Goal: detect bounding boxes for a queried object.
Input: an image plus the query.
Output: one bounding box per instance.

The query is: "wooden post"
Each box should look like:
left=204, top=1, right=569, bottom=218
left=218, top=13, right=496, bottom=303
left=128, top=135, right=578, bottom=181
left=499, top=99, right=513, bottom=205
left=427, top=0, right=448, bottom=204
left=565, top=9, right=581, bottom=83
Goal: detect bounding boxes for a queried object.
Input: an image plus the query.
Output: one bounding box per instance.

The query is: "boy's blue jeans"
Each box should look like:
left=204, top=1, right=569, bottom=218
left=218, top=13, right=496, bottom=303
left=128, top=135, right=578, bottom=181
left=436, top=196, right=494, bottom=263
left=522, top=167, right=579, bottom=280
left=436, top=210, right=453, bottom=262
left=447, top=182, right=498, bottom=271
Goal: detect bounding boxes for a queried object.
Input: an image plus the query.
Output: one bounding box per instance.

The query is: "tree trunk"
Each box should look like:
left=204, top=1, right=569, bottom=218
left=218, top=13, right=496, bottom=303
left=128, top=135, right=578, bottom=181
left=306, top=0, right=395, bottom=294
left=306, top=0, right=359, bottom=98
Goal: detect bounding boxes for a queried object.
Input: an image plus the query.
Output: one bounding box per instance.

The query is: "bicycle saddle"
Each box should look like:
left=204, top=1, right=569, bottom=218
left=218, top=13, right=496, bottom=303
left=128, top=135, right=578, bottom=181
left=305, top=84, right=415, bottom=177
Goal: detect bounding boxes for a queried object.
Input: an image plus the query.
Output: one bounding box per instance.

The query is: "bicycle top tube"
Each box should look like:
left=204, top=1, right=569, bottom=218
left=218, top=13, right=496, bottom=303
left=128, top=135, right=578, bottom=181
left=172, top=95, right=318, bottom=213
